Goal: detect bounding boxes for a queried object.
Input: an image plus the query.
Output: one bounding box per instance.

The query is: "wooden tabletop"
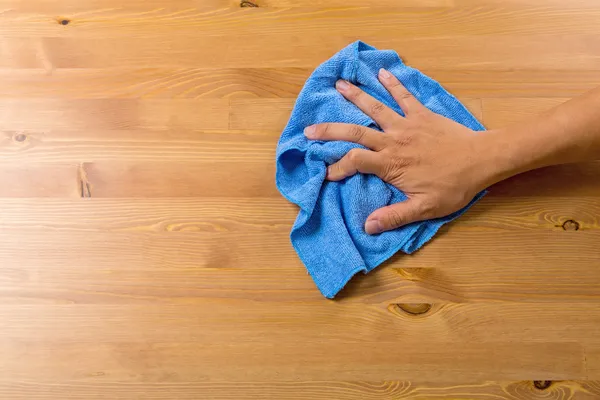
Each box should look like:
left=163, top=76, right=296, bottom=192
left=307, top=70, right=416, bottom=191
left=1, top=0, right=600, bottom=398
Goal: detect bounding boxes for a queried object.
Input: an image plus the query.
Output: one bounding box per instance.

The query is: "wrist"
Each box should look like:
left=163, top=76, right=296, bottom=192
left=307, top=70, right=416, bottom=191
left=468, top=129, right=525, bottom=190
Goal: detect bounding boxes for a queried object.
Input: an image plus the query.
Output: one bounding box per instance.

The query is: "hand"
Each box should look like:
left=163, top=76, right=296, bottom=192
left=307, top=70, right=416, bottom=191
left=304, top=68, right=493, bottom=235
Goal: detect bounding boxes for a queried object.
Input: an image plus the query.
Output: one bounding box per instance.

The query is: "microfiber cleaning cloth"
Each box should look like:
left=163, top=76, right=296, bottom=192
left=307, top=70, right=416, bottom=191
left=275, top=41, right=485, bottom=298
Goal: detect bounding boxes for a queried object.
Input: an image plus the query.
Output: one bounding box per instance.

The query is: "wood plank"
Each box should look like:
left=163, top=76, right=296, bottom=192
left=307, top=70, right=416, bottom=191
left=2, top=35, right=600, bottom=70
left=0, top=341, right=585, bottom=382
left=0, top=0, right=448, bottom=13
left=0, top=198, right=294, bottom=232
left=1, top=159, right=597, bottom=198
left=1, top=231, right=599, bottom=304
left=3, top=303, right=600, bottom=343
left=1, top=69, right=598, bottom=99
left=0, top=197, right=598, bottom=232
left=0, top=129, right=277, bottom=163
left=3, top=96, right=567, bottom=133
left=0, top=380, right=599, bottom=400
left=4, top=7, right=600, bottom=39
left=0, top=97, right=570, bottom=133
left=0, top=99, right=229, bottom=130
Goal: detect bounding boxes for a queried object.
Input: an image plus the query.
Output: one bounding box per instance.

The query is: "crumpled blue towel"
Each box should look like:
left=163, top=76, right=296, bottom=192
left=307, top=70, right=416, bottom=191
left=275, top=41, right=485, bottom=298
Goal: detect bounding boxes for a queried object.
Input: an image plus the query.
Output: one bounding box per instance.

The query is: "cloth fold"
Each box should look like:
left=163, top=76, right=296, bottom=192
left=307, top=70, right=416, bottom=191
left=275, top=41, right=485, bottom=298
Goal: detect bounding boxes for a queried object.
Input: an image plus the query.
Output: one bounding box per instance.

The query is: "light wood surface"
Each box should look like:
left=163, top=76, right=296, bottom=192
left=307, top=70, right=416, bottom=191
left=1, top=1, right=600, bottom=399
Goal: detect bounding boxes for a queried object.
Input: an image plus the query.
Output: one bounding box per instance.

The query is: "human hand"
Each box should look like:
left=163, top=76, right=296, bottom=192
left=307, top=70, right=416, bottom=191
left=304, top=68, right=493, bottom=235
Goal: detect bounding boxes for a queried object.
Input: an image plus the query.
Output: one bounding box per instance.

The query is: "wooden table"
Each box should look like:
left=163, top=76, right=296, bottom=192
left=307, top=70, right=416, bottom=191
left=1, top=0, right=600, bottom=398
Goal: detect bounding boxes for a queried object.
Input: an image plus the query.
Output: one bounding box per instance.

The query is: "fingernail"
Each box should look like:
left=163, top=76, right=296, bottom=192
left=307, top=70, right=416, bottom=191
left=304, top=125, right=316, bottom=137
left=379, top=68, right=392, bottom=79
left=365, top=219, right=383, bottom=235
left=336, top=80, right=350, bottom=91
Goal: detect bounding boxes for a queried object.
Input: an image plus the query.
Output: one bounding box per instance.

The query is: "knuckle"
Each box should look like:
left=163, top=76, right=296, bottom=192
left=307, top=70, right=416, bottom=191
left=348, top=125, right=365, bottom=141
left=347, top=148, right=362, bottom=164
left=392, top=156, right=411, bottom=169
left=398, top=90, right=413, bottom=100
left=386, top=209, right=405, bottom=228
left=369, top=101, right=386, bottom=116
left=393, top=135, right=413, bottom=147
left=417, top=199, right=436, bottom=217
left=414, top=106, right=429, bottom=117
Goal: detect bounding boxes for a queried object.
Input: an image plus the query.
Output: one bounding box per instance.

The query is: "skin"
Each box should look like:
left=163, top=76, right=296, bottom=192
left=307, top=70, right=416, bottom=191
left=304, top=68, right=600, bottom=235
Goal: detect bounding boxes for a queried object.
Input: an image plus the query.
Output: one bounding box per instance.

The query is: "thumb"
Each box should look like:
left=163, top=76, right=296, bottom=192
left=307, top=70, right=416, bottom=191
left=365, top=199, right=426, bottom=234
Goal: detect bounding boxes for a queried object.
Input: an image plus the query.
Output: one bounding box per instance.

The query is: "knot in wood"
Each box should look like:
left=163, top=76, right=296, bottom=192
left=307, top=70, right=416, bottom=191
left=562, top=220, right=580, bottom=231
left=395, top=303, right=432, bottom=316
left=533, top=380, right=552, bottom=390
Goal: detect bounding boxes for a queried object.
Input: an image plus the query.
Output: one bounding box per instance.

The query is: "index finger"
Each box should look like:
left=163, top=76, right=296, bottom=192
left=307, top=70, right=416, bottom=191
left=304, top=123, right=386, bottom=151
left=335, top=80, right=402, bottom=131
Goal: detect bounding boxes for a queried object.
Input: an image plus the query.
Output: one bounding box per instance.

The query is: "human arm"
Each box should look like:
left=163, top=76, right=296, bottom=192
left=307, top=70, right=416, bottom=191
left=304, top=69, right=600, bottom=234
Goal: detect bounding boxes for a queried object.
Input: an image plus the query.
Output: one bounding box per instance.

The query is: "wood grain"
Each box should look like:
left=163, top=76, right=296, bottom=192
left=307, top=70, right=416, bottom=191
left=2, top=35, right=600, bottom=70
left=456, top=0, right=600, bottom=7
left=3, top=160, right=596, bottom=198
left=0, top=341, right=586, bottom=382
left=1, top=69, right=598, bottom=99
left=0, top=97, right=534, bottom=133
left=0, top=99, right=229, bottom=130
left=0, top=0, right=451, bottom=13
left=0, top=162, right=79, bottom=197
left=482, top=97, right=569, bottom=128
left=5, top=7, right=600, bottom=39
left=81, top=161, right=280, bottom=198
left=586, top=347, right=600, bottom=379
left=1, top=380, right=599, bottom=400
left=1, top=230, right=599, bottom=304
left=0, top=68, right=311, bottom=99
left=0, top=197, right=598, bottom=232
left=0, top=129, right=277, bottom=163
left=2, top=0, right=600, bottom=397
left=3, top=303, right=600, bottom=343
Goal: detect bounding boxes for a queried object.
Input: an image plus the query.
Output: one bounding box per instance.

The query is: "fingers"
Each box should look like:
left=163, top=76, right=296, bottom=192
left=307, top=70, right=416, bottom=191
left=304, top=123, right=386, bottom=151
left=378, top=68, right=426, bottom=116
left=365, top=199, right=428, bottom=234
left=326, top=148, right=383, bottom=181
left=334, top=79, right=401, bottom=130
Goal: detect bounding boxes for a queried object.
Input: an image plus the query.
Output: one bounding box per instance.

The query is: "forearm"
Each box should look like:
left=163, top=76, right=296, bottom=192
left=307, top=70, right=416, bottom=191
left=479, top=87, right=600, bottom=187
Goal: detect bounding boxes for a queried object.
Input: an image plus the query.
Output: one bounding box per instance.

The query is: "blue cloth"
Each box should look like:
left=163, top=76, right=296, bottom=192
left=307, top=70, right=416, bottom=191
left=275, top=41, right=485, bottom=299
